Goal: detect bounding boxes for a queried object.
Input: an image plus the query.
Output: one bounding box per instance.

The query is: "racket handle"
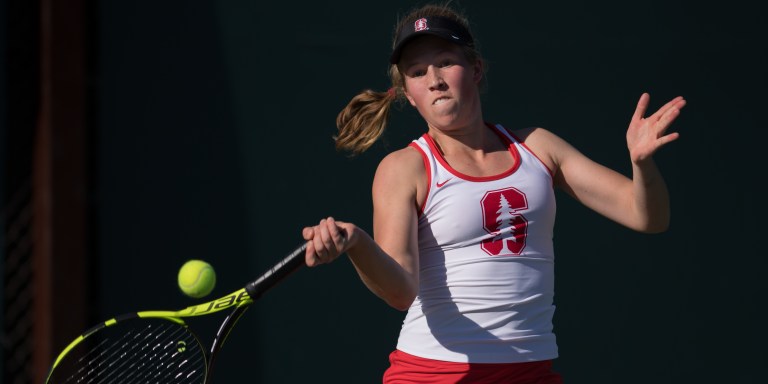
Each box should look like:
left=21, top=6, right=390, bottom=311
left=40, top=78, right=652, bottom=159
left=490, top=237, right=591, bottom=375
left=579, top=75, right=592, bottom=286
left=245, top=243, right=307, bottom=300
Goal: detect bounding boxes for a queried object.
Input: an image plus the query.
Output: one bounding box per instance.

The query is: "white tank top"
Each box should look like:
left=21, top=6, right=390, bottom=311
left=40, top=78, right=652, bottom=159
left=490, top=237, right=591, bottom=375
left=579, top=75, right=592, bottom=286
left=395, top=123, right=558, bottom=363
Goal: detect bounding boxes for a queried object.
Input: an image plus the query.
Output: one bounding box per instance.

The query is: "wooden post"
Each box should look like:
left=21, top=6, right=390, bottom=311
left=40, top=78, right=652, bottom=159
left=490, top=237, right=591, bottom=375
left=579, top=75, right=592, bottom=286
left=32, top=0, right=92, bottom=382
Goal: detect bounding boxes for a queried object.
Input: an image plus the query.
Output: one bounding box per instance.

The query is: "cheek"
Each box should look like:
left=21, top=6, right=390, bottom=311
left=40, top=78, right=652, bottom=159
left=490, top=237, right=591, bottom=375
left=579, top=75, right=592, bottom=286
left=406, top=92, right=420, bottom=107
left=403, top=84, right=421, bottom=108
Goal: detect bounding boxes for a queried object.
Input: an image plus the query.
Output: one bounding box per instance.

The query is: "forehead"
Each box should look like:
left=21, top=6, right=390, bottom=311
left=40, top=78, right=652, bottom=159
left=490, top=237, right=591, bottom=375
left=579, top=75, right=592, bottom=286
left=399, top=35, right=464, bottom=65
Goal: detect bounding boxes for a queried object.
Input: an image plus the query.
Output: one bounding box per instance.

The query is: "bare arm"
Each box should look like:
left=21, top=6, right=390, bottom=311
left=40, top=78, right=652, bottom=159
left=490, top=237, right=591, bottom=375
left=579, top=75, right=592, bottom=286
left=302, top=147, right=423, bottom=310
left=623, top=93, right=686, bottom=231
left=532, top=93, right=686, bottom=232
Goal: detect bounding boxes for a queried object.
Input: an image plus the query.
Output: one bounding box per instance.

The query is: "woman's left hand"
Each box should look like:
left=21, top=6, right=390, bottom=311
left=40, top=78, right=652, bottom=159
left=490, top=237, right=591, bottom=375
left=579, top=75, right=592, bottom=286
left=626, top=93, right=686, bottom=163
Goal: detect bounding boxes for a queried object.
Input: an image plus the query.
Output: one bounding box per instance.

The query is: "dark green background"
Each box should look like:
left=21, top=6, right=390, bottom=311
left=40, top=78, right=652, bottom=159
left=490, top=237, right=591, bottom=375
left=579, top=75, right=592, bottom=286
left=92, top=0, right=765, bottom=382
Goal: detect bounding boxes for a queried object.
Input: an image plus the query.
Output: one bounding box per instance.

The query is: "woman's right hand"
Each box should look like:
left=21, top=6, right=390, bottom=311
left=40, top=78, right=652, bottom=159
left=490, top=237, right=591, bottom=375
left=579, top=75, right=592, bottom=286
left=302, top=217, right=355, bottom=267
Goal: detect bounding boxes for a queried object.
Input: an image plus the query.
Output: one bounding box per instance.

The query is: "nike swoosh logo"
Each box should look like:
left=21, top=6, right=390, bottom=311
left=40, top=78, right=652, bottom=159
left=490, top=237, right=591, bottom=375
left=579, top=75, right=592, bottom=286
left=436, top=178, right=452, bottom=187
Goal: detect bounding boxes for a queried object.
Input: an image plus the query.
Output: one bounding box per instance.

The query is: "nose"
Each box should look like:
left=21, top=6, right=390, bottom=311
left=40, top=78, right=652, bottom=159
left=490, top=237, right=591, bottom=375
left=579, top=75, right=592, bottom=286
left=427, top=66, right=446, bottom=91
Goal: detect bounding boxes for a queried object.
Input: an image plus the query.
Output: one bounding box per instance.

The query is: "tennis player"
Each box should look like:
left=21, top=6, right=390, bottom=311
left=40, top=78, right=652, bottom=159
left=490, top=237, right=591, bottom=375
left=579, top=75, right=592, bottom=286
left=302, top=2, right=686, bottom=383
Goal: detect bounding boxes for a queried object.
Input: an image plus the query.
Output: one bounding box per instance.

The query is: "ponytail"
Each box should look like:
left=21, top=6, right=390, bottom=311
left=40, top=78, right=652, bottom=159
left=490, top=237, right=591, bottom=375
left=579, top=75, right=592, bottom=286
left=334, top=87, right=399, bottom=155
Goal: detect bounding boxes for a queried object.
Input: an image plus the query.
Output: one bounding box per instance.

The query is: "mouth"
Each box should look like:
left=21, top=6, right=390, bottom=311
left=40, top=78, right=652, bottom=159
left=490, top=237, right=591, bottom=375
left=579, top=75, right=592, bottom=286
left=433, top=96, right=451, bottom=105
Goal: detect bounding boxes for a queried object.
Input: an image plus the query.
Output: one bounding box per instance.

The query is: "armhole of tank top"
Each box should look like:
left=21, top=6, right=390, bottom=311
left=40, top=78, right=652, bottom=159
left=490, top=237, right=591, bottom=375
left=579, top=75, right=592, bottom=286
left=408, top=141, right=431, bottom=217
left=496, top=124, right=556, bottom=186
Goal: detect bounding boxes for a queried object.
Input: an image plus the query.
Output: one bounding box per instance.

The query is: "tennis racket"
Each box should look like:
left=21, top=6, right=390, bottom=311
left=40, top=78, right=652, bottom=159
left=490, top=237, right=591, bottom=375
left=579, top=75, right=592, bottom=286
left=45, top=242, right=308, bottom=384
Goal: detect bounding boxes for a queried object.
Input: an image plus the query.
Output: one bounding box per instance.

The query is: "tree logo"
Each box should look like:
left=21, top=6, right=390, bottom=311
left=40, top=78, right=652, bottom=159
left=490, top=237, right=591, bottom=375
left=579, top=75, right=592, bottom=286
left=480, top=187, right=528, bottom=256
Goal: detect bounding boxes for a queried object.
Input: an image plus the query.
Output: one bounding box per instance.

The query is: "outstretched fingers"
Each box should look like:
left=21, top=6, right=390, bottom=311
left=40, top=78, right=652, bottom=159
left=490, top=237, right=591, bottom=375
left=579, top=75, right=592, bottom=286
left=633, top=94, right=686, bottom=124
left=655, top=97, right=686, bottom=129
left=626, top=93, right=686, bottom=162
left=632, top=92, right=651, bottom=122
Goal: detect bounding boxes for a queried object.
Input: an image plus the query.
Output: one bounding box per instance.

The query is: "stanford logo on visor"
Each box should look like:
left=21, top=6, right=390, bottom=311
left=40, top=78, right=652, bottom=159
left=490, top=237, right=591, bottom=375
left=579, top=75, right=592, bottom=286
left=415, top=18, right=428, bottom=31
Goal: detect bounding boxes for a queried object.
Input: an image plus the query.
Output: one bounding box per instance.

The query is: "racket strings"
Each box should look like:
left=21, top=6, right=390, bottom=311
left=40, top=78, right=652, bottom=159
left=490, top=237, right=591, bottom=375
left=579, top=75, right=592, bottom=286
left=50, top=320, right=207, bottom=384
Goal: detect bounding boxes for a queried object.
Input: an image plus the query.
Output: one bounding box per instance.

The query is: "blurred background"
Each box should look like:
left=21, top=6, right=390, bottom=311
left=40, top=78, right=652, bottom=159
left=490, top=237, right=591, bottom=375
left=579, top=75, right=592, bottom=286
left=2, top=0, right=766, bottom=383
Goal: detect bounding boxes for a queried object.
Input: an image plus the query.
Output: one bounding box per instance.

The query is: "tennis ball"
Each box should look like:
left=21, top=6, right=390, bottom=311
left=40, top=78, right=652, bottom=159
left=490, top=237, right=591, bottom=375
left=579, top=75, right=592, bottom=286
left=178, top=259, right=216, bottom=298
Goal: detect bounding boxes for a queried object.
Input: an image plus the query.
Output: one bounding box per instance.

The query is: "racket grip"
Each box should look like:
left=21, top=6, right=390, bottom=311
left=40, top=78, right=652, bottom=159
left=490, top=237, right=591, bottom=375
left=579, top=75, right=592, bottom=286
left=245, top=243, right=308, bottom=300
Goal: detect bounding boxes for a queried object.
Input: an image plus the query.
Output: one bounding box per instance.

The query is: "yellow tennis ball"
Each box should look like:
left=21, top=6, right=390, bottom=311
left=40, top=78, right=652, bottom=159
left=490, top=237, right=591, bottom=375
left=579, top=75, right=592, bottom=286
left=178, top=259, right=216, bottom=298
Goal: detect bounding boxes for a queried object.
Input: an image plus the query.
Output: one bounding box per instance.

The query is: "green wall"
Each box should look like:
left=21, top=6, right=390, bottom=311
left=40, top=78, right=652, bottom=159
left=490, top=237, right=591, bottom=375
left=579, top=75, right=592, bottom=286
left=96, top=1, right=767, bottom=382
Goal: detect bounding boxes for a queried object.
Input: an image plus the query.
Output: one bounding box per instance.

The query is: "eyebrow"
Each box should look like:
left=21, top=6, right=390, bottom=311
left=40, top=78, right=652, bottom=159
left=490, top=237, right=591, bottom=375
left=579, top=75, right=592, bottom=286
left=401, top=47, right=456, bottom=70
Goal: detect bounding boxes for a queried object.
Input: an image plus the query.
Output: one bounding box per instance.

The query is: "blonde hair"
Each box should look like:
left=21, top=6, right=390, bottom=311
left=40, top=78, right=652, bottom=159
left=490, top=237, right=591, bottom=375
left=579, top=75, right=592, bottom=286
left=334, top=2, right=482, bottom=155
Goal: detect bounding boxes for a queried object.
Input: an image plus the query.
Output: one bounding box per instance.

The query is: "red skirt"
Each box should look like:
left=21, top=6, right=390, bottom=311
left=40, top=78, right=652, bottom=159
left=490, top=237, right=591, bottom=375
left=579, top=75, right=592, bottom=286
left=383, top=350, right=563, bottom=384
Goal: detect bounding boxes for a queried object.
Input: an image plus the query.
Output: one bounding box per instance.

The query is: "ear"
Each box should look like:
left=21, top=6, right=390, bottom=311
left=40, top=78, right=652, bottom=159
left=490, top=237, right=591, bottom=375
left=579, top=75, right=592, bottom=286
left=473, top=59, right=484, bottom=84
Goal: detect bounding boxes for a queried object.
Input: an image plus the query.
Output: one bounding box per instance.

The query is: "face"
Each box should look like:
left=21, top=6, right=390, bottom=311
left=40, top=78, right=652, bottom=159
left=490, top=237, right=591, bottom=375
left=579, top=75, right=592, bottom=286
left=399, top=35, right=483, bottom=132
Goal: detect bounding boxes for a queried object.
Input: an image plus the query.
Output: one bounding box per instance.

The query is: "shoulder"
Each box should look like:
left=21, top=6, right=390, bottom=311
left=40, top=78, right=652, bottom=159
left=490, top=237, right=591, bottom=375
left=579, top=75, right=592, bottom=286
left=491, top=124, right=558, bottom=145
left=375, top=145, right=425, bottom=181
left=507, top=126, right=559, bottom=143
left=506, top=126, right=578, bottom=172
left=373, top=145, right=426, bottom=202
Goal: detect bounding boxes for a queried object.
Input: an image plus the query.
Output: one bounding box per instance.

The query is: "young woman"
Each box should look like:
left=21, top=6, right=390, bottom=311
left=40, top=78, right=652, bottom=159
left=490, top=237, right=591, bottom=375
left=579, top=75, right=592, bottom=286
left=302, top=3, right=686, bottom=383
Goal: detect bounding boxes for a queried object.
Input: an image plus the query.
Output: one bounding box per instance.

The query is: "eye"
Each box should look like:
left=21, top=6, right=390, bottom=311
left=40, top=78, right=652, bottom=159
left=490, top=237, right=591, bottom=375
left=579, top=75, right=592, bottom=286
left=408, top=68, right=427, bottom=78
left=439, top=59, right=453, bottom=68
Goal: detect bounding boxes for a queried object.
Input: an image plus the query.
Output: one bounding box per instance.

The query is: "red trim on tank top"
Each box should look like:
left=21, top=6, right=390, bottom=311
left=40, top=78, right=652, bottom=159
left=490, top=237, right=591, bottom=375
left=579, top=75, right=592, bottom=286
left=421, top=123, right=521, bottom=182
left=408, top=142, right=430, bottom=217
left=505, top=129, right=556, bottom=182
